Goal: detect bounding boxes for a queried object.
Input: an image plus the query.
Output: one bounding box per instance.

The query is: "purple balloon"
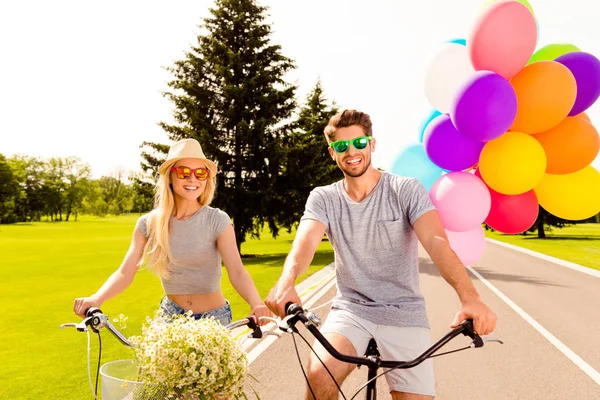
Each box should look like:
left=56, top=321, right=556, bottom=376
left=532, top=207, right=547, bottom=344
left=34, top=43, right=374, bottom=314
left=555, top=51, right=600, bottom=116
left=450, top=71, right=517, bottom=142
left=423, top=114, right=485, bottom=171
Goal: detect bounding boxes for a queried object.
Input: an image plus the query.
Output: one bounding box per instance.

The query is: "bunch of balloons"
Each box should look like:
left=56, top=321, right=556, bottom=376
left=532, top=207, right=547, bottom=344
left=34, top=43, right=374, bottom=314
left=391, top=0, right=600, bottom=266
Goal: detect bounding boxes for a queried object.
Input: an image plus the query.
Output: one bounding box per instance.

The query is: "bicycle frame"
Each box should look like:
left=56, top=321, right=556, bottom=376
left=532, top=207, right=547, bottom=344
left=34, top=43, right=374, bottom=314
left=281, top=303, right=503, bottom=400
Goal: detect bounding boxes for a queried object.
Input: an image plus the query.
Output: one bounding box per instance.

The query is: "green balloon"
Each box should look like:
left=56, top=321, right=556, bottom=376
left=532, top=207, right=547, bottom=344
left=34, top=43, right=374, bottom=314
left=482, top=0, right=535, bottom=16
left=527, top=43, right=581, bottom=65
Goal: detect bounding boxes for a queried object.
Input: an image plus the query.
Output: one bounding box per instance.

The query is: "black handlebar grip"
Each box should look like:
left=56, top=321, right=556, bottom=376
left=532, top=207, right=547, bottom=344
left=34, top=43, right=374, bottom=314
left=285, top=302, right=303, bottom=316
left=85, top=307, right=102, bottom=318
left=461, top=319, right=475, bottom=336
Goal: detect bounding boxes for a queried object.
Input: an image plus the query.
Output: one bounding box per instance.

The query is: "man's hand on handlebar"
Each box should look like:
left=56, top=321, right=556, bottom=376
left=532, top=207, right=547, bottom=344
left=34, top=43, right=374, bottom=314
left=451, top=299, right=497, bottom=336
left=264, top=276, right=302, bottom=319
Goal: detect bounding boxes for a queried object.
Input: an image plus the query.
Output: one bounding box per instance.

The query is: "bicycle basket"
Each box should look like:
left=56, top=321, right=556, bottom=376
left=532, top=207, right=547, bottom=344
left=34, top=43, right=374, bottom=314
left=100, top=359, right=186, bottom=400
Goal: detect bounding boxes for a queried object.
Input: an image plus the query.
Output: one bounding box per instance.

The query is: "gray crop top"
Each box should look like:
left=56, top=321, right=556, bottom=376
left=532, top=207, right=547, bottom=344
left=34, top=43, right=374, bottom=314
left=134, top=206, right=232, bottom=295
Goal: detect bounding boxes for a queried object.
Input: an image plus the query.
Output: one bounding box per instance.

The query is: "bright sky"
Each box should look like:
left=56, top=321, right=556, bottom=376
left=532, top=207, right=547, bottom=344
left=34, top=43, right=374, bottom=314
left=1, top=0, right=599, bottom=179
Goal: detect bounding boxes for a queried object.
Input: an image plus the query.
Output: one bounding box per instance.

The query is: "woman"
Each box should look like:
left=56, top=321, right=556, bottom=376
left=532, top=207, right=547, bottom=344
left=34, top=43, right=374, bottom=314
left=73, top=138, right=270, bottom=325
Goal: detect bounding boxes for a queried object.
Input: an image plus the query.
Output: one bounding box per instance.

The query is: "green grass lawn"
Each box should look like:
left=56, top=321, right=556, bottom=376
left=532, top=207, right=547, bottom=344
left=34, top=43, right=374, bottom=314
left=485, top=223, right=600, bottom=271
left=0, top=214, right=333, bottom=400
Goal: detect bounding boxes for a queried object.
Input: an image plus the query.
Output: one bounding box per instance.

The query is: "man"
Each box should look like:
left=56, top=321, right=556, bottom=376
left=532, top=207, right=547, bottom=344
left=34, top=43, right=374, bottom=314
left=265, top=109, right=497, bottom=400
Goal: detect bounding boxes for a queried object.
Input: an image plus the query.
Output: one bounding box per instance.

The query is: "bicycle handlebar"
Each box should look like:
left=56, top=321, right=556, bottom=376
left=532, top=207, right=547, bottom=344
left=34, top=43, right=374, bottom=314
left=59, top=308, right=135, bottom=346
left=61, top=307, right=276, bottom=346
left=283, top=302, right=491, bottom=370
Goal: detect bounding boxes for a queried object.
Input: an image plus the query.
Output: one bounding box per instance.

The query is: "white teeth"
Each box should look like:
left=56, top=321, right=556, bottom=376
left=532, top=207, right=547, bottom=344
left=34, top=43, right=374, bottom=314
left=347, top=158, right=361, bottom=165
left=184, top=186, right=198, bottom=190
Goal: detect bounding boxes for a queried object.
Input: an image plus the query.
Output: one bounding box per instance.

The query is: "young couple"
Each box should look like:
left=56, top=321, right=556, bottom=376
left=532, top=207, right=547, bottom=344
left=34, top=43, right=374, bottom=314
left=73, top=109, right=496, bottom=400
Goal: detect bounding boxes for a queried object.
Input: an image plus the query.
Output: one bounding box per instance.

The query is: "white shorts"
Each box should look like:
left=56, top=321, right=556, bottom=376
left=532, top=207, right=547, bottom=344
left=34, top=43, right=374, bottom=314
left=320, top=308, right=436, bottom=397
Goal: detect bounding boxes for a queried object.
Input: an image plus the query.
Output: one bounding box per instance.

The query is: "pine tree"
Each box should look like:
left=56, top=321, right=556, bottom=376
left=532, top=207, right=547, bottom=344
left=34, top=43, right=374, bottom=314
left=275, top=80, right=343, bottom=229
left=142, top=0, right=297, bottom=251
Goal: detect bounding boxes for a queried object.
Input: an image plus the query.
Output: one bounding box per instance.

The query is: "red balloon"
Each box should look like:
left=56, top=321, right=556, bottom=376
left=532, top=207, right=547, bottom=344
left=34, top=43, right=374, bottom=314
left=475, top=169, right=539, bottom=233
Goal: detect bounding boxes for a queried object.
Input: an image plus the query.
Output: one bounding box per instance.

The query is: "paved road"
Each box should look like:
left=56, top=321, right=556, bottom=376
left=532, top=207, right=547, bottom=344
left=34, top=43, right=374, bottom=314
left=242, top=241, right=600, bottom=399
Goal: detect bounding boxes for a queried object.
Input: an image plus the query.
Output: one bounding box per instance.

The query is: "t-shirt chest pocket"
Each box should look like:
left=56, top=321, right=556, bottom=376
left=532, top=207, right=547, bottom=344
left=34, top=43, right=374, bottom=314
left=373, top=219, right=405, bottom=250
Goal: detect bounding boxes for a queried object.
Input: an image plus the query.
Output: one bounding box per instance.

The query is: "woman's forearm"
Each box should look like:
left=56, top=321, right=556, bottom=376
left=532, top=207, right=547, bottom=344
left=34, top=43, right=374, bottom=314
left=93, top=270, right=136, bottom=303
left=228, top=269, right=263, bottom=309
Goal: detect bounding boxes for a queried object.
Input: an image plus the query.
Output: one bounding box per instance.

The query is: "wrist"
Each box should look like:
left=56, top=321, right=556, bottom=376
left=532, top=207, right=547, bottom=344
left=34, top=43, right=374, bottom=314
left=456, top=286, right=481, bottom=304
left=90, top=293, right=104, bottom=303
left=459, top=294, right=481, bottom=305
left=280, top=271, right=297, bottom=287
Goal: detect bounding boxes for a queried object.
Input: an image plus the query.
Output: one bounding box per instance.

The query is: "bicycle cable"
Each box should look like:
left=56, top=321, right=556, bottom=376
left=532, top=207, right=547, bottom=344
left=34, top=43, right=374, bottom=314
left=85, top=330, right=99, bottom=400
left=290, top=332, right=317, bottom=400
left=349, top=345, right=473, bottom=400
left=307, top=299, right=333, bottom=312
left=95, top=332, right=101, bottom=397
left=291, top=330, right=348, bottom=400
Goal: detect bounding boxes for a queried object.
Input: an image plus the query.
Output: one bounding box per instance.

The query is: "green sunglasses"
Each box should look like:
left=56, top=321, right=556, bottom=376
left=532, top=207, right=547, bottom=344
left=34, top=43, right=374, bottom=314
left=329, top=136, right=373, bottom=153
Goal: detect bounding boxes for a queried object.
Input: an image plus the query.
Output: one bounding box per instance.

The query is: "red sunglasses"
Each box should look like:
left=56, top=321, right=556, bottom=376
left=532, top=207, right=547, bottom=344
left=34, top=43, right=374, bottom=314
left=170, top=166, right=210, bottom=181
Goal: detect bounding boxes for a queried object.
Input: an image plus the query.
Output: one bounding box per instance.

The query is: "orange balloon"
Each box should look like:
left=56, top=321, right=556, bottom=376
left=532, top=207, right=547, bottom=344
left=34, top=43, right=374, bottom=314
left=533, top=116, right=600, bottom=174
left=509, top=61, right=577, bottom=134
left=577, top=112, right=591, bottom=123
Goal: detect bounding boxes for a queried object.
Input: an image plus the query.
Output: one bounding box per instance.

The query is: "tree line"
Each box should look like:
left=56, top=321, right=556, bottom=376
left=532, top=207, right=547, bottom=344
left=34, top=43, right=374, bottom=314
left=1, top=0, right=596, bottom=247
left=0, top=0, right=346, bottom=253
left=0, top=155, right=141, bottom=223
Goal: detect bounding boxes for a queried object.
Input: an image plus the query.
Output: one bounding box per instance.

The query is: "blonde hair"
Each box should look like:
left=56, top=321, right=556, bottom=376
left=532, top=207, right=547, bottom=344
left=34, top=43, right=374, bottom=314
left=324, top=109, right=373, bottom=142
left=142, top=159, right=217, bottom=279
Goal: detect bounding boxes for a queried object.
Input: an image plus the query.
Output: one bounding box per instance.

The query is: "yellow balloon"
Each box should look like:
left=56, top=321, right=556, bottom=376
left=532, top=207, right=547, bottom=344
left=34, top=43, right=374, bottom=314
left=534, top=166, right=600, bottom=220
left=479, top=131, right=547, bottom=194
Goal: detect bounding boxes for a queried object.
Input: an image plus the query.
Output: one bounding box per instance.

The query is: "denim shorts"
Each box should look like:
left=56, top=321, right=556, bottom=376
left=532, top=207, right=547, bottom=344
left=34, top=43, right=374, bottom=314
left=158, top=296, right=233, bottom=326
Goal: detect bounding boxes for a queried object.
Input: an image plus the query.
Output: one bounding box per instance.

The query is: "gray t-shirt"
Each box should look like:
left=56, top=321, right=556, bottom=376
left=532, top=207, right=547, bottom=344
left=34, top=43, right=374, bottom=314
left=135, top=206, right=232, bottom=295
left=301, top=171, right=436, bottom=328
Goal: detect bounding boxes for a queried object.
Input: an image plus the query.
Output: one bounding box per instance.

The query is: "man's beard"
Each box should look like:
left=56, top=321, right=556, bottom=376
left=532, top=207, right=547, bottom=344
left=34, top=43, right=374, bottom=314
left=339, top=156, right=371, bottom=178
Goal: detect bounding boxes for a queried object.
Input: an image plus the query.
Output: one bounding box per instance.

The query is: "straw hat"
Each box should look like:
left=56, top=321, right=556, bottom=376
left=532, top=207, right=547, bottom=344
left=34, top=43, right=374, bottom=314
left=158, top=138, right=217, bottom=176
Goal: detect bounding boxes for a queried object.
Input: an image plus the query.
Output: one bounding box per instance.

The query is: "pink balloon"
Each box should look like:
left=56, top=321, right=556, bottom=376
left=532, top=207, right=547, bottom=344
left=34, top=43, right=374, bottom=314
left=429, top=171, right=491, bottom=232
left=446, top=226, right=486, bottom=266
left=468, top=1, right=537, bottom=79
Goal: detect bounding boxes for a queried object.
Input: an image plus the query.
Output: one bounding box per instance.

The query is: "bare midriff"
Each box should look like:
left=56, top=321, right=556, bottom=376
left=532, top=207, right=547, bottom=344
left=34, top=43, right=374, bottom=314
left=168, top=290, right=227, bottom=313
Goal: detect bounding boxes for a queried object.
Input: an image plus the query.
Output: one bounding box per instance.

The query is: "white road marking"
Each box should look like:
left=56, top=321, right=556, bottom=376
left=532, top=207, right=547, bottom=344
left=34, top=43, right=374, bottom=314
left=245, top=273, right=337, bottom=365
left=467, top=265, right=600, bottom=386
left=486, top=238, right=600, bottom=278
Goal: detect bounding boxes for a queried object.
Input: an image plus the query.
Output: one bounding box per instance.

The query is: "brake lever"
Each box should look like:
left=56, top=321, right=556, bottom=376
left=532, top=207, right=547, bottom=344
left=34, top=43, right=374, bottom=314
left=458, top=320, right=504, bottom=348
left=482, top=337, right=504, bottom=345
left=278, top=314, right=299, bottom=333
left=258, top=317, right=279, bottom=325
left=60, top=315, right=95, bottom=332
left=59, top=322, right=88, bottom=332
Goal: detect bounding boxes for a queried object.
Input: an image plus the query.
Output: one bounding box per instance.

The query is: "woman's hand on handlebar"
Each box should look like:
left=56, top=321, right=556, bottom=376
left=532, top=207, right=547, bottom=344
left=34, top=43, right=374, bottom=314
left=250, top=304, right=274, bottom=326
left=73, top=296, right=102, bottom=318
left=264, top=277, right=302, bottom=319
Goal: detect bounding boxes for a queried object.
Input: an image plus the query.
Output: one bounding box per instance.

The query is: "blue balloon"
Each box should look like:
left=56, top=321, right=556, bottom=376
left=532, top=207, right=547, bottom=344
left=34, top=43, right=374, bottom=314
left=390, top=143, right=444, bottom=191
left=447, top=38, right=466, bottom=46
left=418, top=109, right=443, bottom=142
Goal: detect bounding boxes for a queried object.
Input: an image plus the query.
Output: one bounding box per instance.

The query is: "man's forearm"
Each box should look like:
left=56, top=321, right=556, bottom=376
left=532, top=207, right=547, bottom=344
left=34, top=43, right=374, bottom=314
left=281, top=248, right=312, bottom=284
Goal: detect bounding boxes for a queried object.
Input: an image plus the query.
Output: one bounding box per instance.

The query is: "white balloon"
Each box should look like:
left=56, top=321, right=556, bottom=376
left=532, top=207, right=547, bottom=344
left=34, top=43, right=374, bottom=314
left=424, top=43, right=475, bottom=113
